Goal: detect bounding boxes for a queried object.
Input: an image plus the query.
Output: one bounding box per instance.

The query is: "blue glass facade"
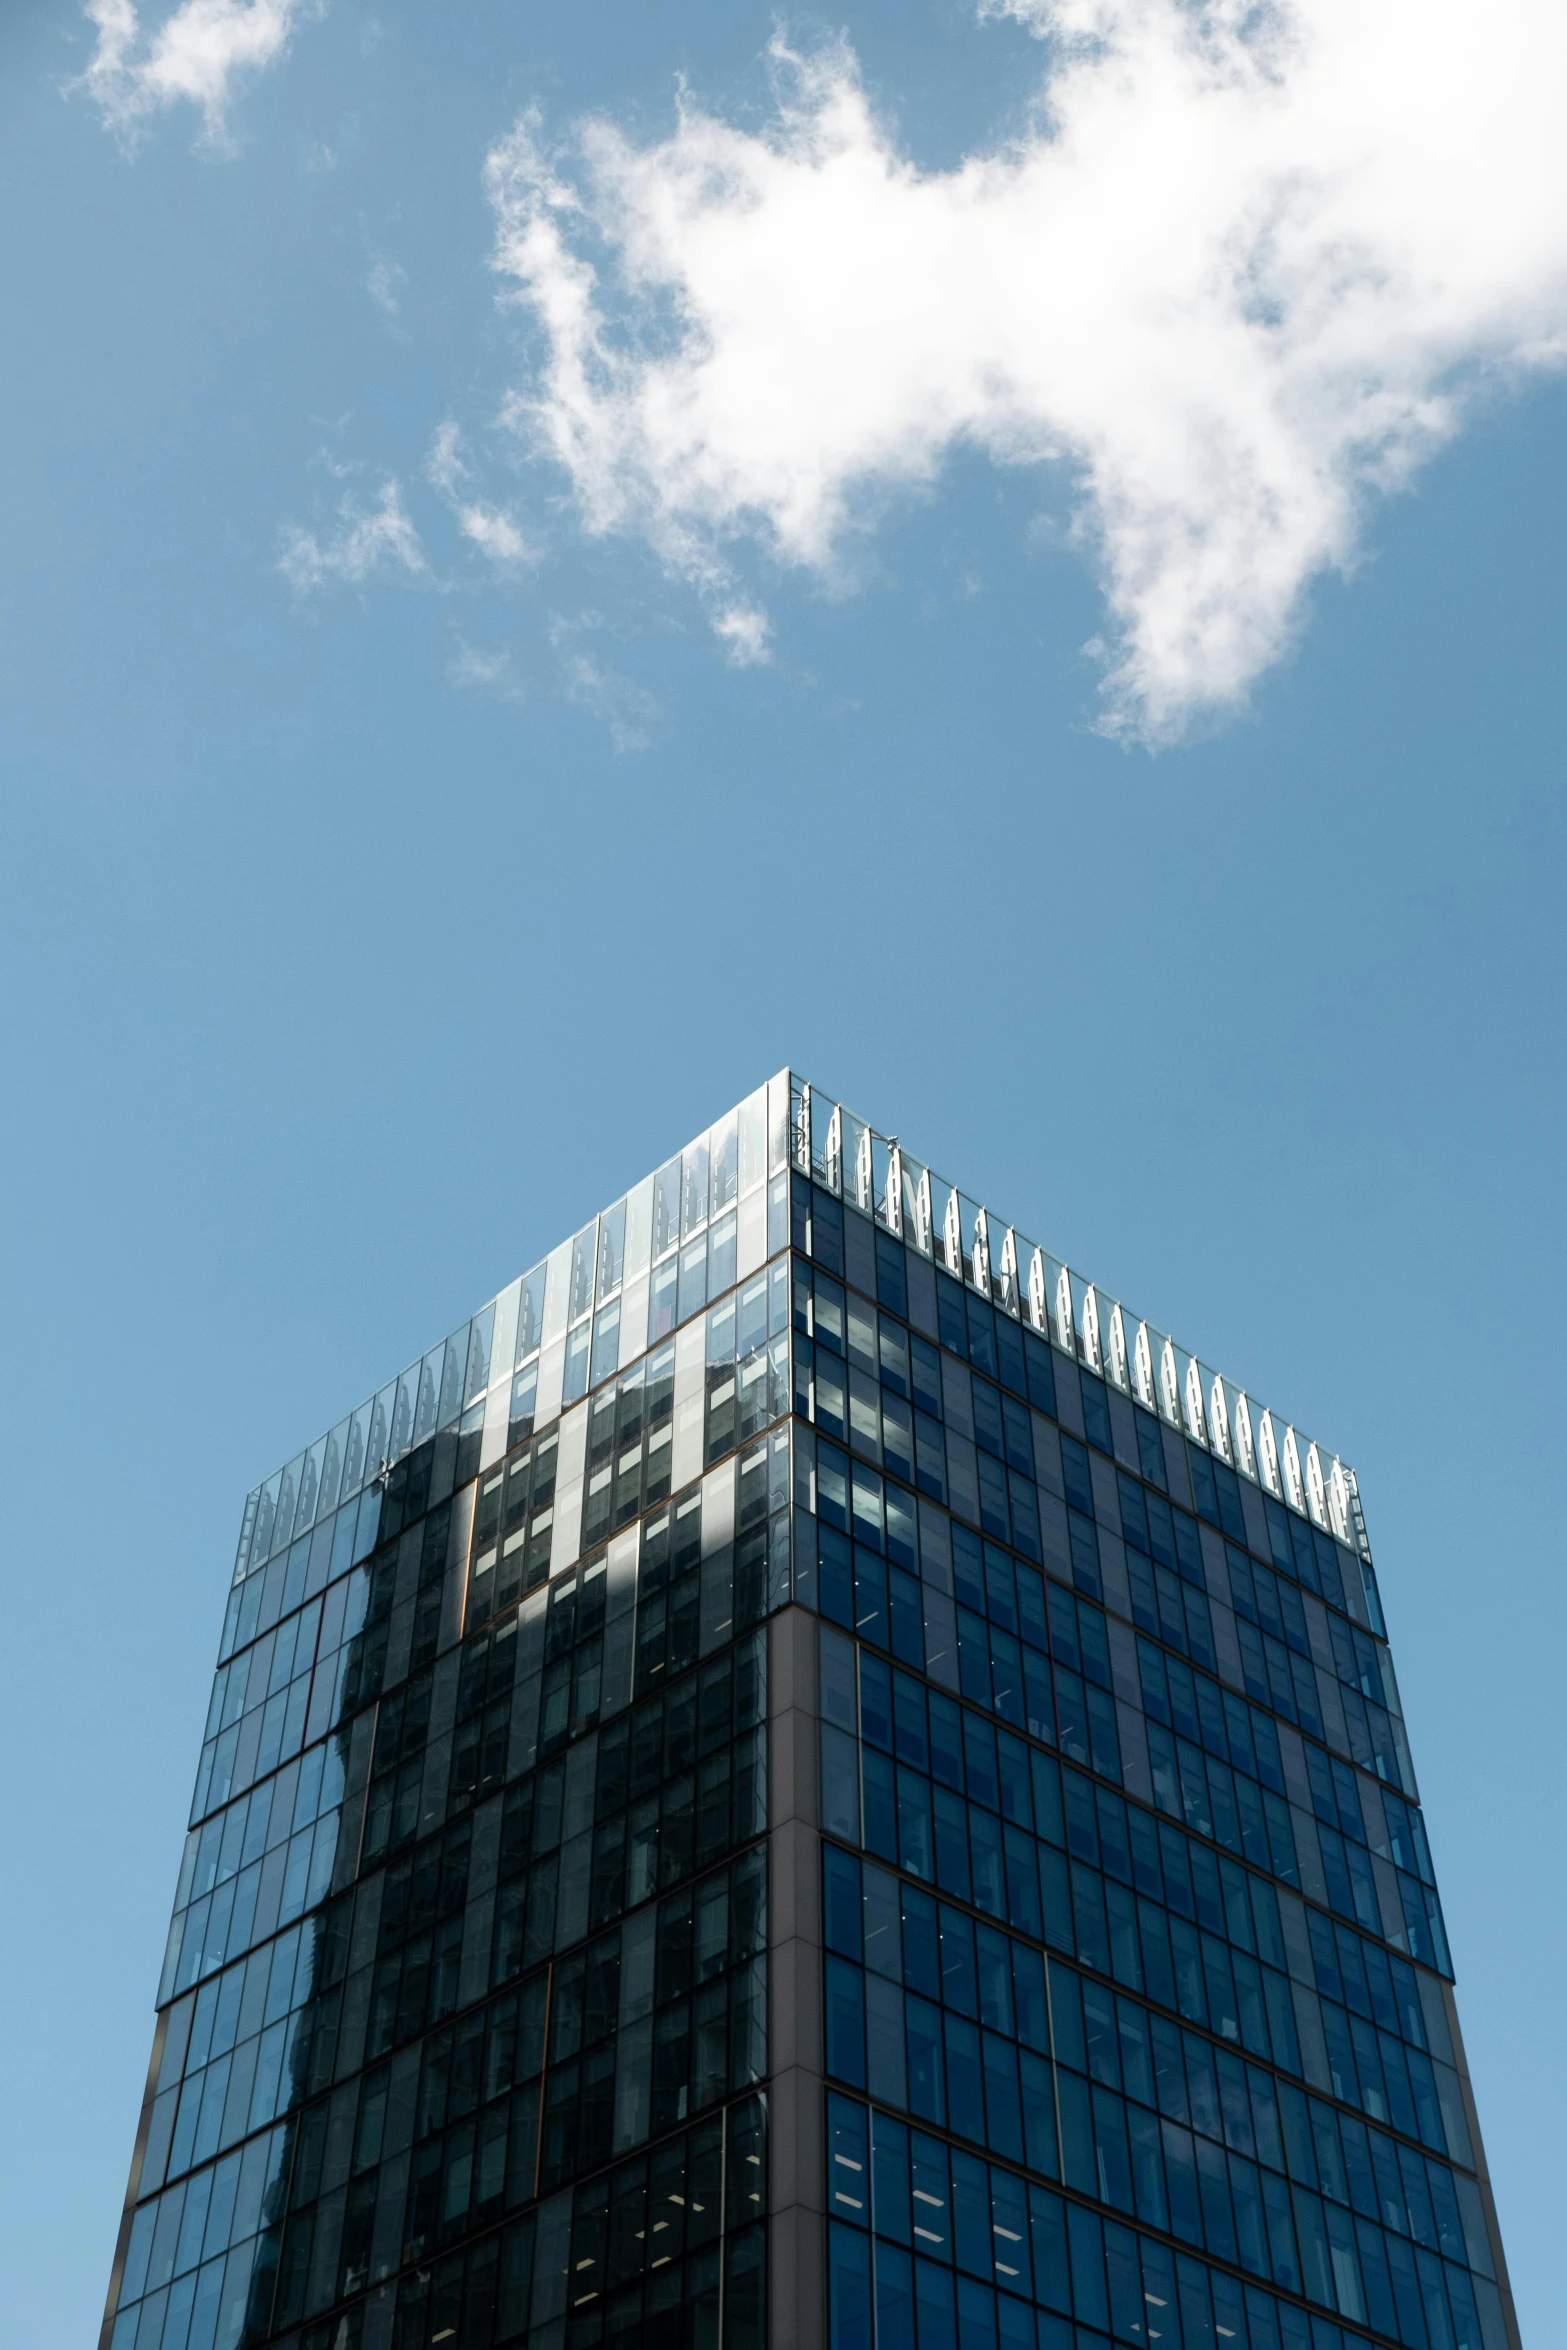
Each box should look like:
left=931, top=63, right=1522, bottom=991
left=100, top=1073, right=1517, bottom=2350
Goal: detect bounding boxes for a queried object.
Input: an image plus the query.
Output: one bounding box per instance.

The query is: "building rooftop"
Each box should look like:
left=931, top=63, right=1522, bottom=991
left=230, top=1068, right=1370, bottom=1589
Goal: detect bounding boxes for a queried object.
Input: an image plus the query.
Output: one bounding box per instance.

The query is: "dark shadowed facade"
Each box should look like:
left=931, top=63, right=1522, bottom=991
left=102, top=1072, right=1519, bottom=2350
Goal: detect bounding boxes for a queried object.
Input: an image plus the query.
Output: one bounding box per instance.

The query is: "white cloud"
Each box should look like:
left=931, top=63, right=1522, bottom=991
left=278, top=479, right=426, bottom=590
left=457, top=505, right=532, bottom=563
left=712, top=604, right=772, bottom=666
left=486, top=5, right=1567, bottom=740
left=366, top=258, right=406, bottom=316
left=425, top=423, right=536, bottom=566
left=82, top=0, right=310, bottom=143
left=427, top=421, right=465, bottom=501
left=449, top=640, right=525, bottom=700
left=550, top=619, right=660, bottom=751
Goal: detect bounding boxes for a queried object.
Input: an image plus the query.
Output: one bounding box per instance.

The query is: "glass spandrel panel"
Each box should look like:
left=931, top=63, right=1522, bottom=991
left=341, top=1407, right=370, bottom=1499
left=711, top=1113, right=738, bottom=1214
left=597, top=1201, right=626, bottom=1301
left=569, top=1223, right=598, bottom=1323
left=542, top=1239, right=572, bottom=1347
left=464, top=1311, right=494, bottom=1405
left=390, top=1368, right=418, bottom=1457
left=652, top=1157, right=681, bottom=1260
left=683, top=1138, right=710, bottom=1237
left=625, top=1176, right=654, bottom=1280
left=738, top=1086, right=767, bottom=1197
left=412, top=1348, right=441, bottom=1446
left=516, top=1265, right=547, bottom=1363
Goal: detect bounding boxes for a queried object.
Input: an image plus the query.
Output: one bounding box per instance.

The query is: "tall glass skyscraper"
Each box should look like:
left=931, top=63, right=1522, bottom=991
left=101, top=1072, right=1519, bottom=2350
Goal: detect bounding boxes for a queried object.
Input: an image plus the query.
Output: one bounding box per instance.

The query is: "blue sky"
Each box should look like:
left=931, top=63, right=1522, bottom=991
left=1, top=0, right=1563, bottom=2341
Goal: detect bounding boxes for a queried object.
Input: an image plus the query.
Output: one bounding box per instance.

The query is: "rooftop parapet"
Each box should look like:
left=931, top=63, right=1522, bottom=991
left=230, top=1068, right=1370, bottom=1589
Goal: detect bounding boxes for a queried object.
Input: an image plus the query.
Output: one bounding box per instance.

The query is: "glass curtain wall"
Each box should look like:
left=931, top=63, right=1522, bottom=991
left=102, top=1071, right=1516, bottom=2350
left=777, top=1118, right=1514, bottom=2350
left=104, top=1078, right=796, bottom=2350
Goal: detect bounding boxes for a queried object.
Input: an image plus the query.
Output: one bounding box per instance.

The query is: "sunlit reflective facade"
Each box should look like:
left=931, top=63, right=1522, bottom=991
left=102, top=1072, right=1518, bottom=2350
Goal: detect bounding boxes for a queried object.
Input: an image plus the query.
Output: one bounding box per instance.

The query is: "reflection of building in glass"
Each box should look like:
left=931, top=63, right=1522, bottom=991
left=100, top=1072, right=1518, bottom=2350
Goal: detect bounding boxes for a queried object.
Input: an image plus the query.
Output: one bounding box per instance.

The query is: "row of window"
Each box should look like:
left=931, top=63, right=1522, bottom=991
left=110, top=2126, right=285, bottom=2350
left=788, top=1205, right=1374, bottom=1634
left=790, top=1267, right=1402, bottom=1777
left=479, top=1284, right=793, bottom=1632
left=129, top=1872, right=769, bottom=2342
left=229, top=1067, right=1357, bottom=1612
left=549, top=1090, right=775, bottom=1350
left=354, top=1628, right=766, bottom=1992
left=1133, top=1665, right=1439, bottom=1973
left=820, top=1631, right=1445, bottom=2077
left=208, top=1592, right=325, bottom=1746
left=197, top=1257, right=1388, bottom=2012
left=351, top=1747, right=767, bottom=2088
left=230, top=1428, right=1400, bottom=2077
left=228, top=1176, right=1367, bottom=1709
left=467, top=1423, right=566, bottom=1623
left=537, top=1170, right=789, bottom=1423
left=371, top=1856, right=763, bottom=2175
left=824, top=2096, right=1503, bottom=2350
left=175, top=1457, right=792, bottom=2097
left=823, top=1923, right=1488, bottom=2328
left=808, top=1505, right=1437, bottom=1972
left=494, top=1853, right=770, bottom=2072
left=234, top=1084, right=793, bottom=1597
left=150, top=1236, right=1406, bottom=2350
left=265, top=1962, right=768, bottom=2326
left=794, top=1188, right=1050, bottom=1419
left=200, top=1489, right=444, bottom=1835
left=366, top=1452, right=786, bottom=1868
left=155, top=1917, right=321, bottom=2105
left=490, top=1732, right=768, bottom=1976
left=796, top=1430, right=1409, bottom=1840
left=117, top=2093, right=768, bottom=2350
left=162, top=1801, right=340, bottom=2012
left=173, top=1735, right=346, bottom=1960
left=502, top=1627, right=768, bottom=1845
left=145, top=1978, right=321, bottom=2206
left=370, top=2106, right=768, bottom=2350
left=833, top=1535, right=1304, bottom=1867
left=212, top=1294, right=786, bottom=1870
left=225, top=1481, right=383, bottom=1648
left=145, top=1603, right=770, bottom=2196
left=827, top=1726, right=1449, bottom=2164
left=240, top=1280, right=494, bottom=1577
left=822, top=1701, right=1469, bottom=2195
left=384, top=2213, right=766, bottom=2350
left=119, top=1231, right=775, bottom=2331
left=822, top=1831, right=1463, bottom=2210
left=194, top=1581, right=351, bottom=1833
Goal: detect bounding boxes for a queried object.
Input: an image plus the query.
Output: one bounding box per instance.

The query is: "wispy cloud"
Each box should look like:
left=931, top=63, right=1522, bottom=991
left=427, top=422, right=465, bottom=501
left=426, top=423, right=536, bottom=567
left=81, top=0, right=312, bottom=143
left=449, top=640, right=525, bottom=701
left=486, top=3, right=1567, bottom=741
left=550, top=618, right=661, bottom=751
left=457, top=506, right=532, bottom=563
left=712, top=604, right=771, bottom=667
left=278, top=479, right=425, bottom=590
left=366, top=258, right=406, bottom=316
